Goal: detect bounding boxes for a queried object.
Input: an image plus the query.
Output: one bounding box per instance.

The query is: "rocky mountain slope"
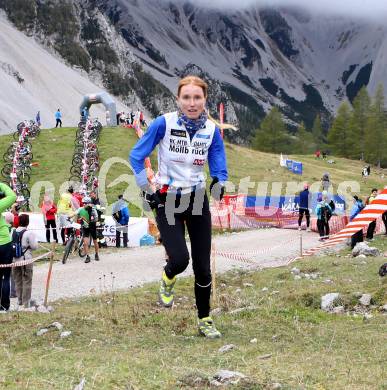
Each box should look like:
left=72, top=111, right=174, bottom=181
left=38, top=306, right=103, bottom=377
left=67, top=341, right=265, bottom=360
left=0, top=14, right=130, bottom=132
left=1, top=0, right=386, bottom=142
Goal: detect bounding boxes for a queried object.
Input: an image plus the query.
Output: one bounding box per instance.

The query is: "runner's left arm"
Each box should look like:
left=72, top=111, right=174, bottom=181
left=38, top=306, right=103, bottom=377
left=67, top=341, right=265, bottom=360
left=208, top=128, right=228, bottom=184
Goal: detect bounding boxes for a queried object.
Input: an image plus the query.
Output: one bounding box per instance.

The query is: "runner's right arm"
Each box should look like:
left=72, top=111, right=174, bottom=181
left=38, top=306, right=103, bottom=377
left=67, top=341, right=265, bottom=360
left=129, top=116, right=166, bottom=189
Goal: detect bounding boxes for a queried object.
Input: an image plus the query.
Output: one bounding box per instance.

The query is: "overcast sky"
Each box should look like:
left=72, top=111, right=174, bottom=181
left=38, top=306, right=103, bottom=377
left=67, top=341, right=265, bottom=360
left=190, top=0, right=387, bottom=19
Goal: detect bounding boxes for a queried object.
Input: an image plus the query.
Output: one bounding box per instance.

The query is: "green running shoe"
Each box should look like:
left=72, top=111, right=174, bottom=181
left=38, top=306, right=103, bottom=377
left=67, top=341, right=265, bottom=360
left=198, top=316, right=222, bottom=339
left=159, top=271, right=176, bottom=307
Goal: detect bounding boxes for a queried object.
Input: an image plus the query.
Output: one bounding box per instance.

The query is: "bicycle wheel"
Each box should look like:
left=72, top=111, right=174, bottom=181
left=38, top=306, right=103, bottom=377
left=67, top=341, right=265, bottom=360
left=62, top=236, right=75, bottom=264
left=69, top=174, right=81, bottom=182
left=1, top=164, right=12, bottom=176
left=72, top=155, right=83, bottom=164
left=70, top=165, right=82, bottom=176
left=1, top=169, right=10, bottom=179
left=6, top=145, right=17, bottom=154
left=20, top=187, right=30, bottom=199
left=18, top=172, right=30, bottom=184
left=78, top=241, right=87, bottom=257
left=78, top=233, right=89, bottom=258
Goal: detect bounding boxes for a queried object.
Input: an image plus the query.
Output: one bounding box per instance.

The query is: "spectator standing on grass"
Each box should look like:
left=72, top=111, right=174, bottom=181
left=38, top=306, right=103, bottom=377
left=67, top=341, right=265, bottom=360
left=81, top=107, right=89, bottom=123
left=12, top=214, right=38, bottom=308
left=365, top=188, right=378, bottom=241
left=349, top=195, right=365, bottom=249
left=68, top=187, right=80, bottom=210
left=76, top=196, right=100, bottom=264
left=55, top=108, right=62, bottom=128
left=0, top=182, right=17, bottom=311
left=140, top=111, right=145, bottom=126
left=40, top=194, right=58, bottom=243
left=112, top=195, right=129, bottom=248
left=298, top=183, right=311, bottom=231
left=315, top=191, right=332, bottom=241
left=8, top=202, right=21, bottom=299
left=9, top=203, right=20, bottom=229
left=321, top=172, right=330, bottom=191
left=36, top=111, right=41, bottom=127
left=57, top=189, right=74, bottom=245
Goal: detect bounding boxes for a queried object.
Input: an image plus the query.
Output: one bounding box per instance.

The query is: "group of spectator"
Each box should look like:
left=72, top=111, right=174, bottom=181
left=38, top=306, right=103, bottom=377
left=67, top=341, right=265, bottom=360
left=0, top=179, right=132, bottom=311
left=298, top=176, right=386, bottom=243
left=298, top=183, right=334, bottom=241
left=116, top=110, right=146, bottom=127
left=0, top=182, right=37, bottom=310
left=315, top=150, right=328, bottom=159
left=54, top=108, right=150, bottom=128
left=45, top=187, right=130, bottom=251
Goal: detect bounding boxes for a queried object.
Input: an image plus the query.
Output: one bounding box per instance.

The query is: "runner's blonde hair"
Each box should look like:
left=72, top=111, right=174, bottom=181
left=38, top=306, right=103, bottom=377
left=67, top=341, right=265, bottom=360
left=177, top=75, right=237, bottom=131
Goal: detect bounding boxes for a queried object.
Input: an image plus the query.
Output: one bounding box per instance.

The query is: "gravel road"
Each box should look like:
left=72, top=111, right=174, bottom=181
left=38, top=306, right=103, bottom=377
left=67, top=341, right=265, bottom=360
left=30, top=228, right=320, bottom=303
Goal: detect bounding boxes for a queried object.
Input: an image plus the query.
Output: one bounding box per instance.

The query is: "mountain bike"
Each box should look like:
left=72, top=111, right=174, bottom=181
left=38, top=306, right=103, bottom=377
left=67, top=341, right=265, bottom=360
left=62, top=220, right=88, bottom=264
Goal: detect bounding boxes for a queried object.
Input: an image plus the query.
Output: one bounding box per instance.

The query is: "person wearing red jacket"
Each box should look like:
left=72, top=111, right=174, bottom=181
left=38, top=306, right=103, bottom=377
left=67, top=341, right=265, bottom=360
left=41, top=194, right=58, bottom=243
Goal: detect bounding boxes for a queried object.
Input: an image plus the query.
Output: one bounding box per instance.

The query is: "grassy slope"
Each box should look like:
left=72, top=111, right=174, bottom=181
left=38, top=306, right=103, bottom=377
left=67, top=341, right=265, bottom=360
left=0, top=127, right=386, bottom=215
left=0, top=238, right=385, bottom=389
left=225, top=143, right=386, bottom=196
left=0, top=128, right=386, bottom=388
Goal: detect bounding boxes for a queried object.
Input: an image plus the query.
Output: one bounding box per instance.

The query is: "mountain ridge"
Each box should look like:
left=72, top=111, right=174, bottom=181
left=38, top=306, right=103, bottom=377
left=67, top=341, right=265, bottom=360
left=1, top=0, right=386, bottom=142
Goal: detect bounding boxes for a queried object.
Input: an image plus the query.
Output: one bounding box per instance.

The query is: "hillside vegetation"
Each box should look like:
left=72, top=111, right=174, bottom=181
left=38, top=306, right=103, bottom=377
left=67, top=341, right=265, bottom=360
left=0, top=126, right=385, bottom=215
left=0, top=237, right=385, bottom=389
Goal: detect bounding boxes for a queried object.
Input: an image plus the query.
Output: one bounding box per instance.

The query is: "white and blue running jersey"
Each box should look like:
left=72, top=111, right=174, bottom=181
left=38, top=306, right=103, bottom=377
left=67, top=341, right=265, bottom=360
left=130, top=111, right=227, bottom=190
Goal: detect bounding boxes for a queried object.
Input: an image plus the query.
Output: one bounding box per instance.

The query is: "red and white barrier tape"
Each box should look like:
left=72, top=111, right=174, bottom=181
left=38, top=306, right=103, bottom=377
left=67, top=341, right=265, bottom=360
left=214, top=236, right=301, bottom=265
left=0, top=251, right=52, bottom=268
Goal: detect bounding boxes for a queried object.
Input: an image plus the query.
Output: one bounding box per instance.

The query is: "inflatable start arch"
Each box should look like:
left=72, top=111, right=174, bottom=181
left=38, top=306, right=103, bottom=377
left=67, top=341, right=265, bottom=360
left=79, top=92, right=117, bottom=127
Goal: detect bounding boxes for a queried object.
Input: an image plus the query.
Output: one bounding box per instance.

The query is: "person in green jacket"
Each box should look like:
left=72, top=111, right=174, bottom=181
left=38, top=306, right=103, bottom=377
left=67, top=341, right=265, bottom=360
left=0, top=182, right=17, bottom=311
left=76, top=196, right=100, bottom=264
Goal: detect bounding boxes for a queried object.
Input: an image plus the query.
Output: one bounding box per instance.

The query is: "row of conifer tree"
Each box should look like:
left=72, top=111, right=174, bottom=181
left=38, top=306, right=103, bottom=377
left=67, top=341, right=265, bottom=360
left=252, top=84, right=387, bottom=167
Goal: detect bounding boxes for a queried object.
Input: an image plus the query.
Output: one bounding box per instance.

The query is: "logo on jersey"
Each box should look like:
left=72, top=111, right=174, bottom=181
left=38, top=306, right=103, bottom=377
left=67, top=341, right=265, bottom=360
left=196, top=133, right=210, bottom=139
left=193, top=159, right=205, bottom=166
left=171, top=129, right=187, bottom=137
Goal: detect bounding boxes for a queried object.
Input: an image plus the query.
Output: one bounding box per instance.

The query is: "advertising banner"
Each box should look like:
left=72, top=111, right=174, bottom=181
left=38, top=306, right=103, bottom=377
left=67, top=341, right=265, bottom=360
left=292, top=161, right=303, bottom=175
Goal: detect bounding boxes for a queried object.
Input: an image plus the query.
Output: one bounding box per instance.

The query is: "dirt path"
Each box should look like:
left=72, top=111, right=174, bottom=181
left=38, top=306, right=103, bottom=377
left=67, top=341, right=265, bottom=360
left=30, top=228, right=320, bottom=303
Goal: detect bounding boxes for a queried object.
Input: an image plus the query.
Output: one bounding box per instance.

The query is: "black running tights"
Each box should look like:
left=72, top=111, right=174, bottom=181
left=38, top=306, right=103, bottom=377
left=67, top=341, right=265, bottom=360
left=156, top=191, right=212, bottom=319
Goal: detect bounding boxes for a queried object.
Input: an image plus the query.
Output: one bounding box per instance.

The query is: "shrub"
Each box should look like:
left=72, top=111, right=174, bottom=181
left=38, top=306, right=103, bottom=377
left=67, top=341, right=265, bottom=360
left=0, top=0, right=36, bottom=31
left=56, top=40, right=90, bottom=72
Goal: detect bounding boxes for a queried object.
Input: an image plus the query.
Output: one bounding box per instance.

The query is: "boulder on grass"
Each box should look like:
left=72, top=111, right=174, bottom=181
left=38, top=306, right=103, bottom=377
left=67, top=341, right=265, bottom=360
left=352, top=242, right=380, bottom=257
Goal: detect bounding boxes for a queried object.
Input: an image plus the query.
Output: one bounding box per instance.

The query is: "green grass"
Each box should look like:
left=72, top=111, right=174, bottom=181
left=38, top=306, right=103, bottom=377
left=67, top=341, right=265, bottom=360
left=0, top=127, right=386, bottom=217
left=0, top=237, right=386, bottom=389
left=225, top=143, right=386, bottom=196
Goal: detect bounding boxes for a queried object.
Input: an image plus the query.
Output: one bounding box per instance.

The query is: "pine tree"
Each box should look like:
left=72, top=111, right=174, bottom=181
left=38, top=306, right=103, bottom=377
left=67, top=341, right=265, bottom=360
left=311, top=115, right=324, bottom=151
left=327, top=102, right=353, bottom=157
left=350, top=86, right=370, bottom=160
left=295, top=122, right=314, bottom=154
left=252, top=107, right=291, bottom=153
left=365, top=84, right=387, bottom=167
